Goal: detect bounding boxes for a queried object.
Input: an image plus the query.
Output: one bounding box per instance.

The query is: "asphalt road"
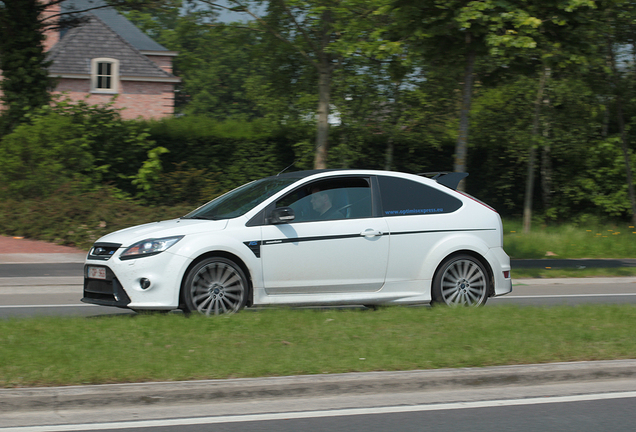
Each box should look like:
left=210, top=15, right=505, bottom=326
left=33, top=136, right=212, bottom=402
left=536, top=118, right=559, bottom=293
left=157, top=396, right=635, bottom=432
left=0, top=262, right=83, bottom=278
left=2, top=277, right=636, bottom=318
left=2, top=377, right=635, bottom=431
left=1, top=262, right=636, bottom=318
left=2, top=261, right=636, bottom=431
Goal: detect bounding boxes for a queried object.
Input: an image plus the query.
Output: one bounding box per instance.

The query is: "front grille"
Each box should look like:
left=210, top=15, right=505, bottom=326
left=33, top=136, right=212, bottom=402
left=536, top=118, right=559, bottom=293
left=82, top=265, right=131, bottom=308
left=88, top=242, right=121, bottom=261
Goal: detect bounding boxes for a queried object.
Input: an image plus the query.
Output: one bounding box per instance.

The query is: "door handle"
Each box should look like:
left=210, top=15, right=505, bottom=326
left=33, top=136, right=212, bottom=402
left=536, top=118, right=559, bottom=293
left=361, top=229, right=383, bottom=237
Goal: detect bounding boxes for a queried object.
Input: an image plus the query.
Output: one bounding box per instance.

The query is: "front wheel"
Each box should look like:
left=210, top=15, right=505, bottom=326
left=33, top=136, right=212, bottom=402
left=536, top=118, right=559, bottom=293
left=182, top=257, right=248, bottom=315
left=431, top=255, right=490, bottom=306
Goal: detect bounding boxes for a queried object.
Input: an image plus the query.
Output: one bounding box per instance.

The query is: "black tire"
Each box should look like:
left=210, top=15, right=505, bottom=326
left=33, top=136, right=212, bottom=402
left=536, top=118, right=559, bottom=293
left=431, top=254, right=489, bottom=306
left=182, top=257, right=248, bottom=315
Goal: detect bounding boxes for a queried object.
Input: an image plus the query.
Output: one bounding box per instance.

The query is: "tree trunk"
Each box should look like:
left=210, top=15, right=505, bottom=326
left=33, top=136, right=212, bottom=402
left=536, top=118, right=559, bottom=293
left=313, top=66, right=331, bottom=169
left=602, top=97, right=610, bottom=138
left=312, top=7, right=335, bottom=170
left=384, top=81, right=403, bottom=171
left=541, top=140, right=552, bottom=210
left=384, top=138, right=394, bottom=171
left=454, top=48, right=475, bottom=191
left=523, top=66, right=549, bottom=234
left=541, top=78, right=552, bottom=210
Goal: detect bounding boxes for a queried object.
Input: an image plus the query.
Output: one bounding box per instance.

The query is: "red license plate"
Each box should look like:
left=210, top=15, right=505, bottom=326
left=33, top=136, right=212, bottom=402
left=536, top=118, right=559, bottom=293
left=88, top=266, right=107, bottom=280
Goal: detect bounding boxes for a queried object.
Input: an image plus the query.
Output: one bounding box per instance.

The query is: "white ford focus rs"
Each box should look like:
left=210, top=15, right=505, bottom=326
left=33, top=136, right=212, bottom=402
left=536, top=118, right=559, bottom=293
left=83, top=169, right=512, bottom=315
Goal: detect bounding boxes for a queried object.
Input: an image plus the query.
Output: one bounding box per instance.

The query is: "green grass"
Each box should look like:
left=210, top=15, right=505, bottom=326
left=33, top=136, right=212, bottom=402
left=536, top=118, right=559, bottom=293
left=1, top=305, right=635, bottom=388
left=503, top=220, right=636, bottom=259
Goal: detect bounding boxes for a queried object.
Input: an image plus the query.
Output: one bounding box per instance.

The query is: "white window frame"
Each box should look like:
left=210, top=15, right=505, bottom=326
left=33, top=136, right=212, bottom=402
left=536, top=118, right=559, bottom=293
left=91, top=58, right=119, bottom=93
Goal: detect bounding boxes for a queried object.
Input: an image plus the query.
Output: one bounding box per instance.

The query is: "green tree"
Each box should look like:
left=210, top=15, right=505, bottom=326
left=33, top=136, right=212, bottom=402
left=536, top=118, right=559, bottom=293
left=469, top=74, right=605, bottom=220
left=200, top=0, right=397, bottom=169
left=391, top=0, right=551, bottom=189
left=492, top=0, right=597, bottom=232
left=0, top=0, right=52, bottom=134
left=595, top=0, right=636, bottom=226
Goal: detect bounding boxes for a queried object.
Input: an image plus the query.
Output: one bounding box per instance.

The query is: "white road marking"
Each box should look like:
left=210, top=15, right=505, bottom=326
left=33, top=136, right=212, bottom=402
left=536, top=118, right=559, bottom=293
left=3, top=391, right=636, bottom=431
left=497, top=293, right=636, bottom=299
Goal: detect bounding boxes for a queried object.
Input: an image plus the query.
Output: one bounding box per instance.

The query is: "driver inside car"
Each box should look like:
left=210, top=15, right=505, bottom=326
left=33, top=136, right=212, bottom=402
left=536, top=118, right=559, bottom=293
left=310, top=186, right=345, bottom=220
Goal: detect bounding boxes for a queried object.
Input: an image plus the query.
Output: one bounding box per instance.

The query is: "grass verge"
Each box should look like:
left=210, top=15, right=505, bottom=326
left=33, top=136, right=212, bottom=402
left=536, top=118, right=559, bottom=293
left=503, top=220, right=636, bottom=259
left=1, top=305, right=635, bottom=388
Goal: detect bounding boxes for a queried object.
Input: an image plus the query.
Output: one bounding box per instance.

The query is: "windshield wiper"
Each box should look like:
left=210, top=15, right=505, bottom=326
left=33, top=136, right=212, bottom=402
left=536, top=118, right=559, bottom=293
left=182, top=215, right=218, bottom=220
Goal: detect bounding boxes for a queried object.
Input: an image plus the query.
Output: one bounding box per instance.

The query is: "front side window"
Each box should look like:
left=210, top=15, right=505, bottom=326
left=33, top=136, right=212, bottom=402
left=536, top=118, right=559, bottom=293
left=91, top=58, right=119, bottom=93
left=276, top=177, right=372, bottom=222
left=378, top=176, right=462, bottom=216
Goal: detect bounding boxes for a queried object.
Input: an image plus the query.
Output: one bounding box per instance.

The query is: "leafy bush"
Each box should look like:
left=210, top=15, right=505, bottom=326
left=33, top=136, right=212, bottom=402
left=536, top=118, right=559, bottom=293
left=0, top=96, right=163, bottom=200
left=0, top=113, right=94, bottom=199
left=0, top=183, right=191, bottom=249
left=144, top=116, right=299, bottom=194
left=154, top=162, right=223, bottom=206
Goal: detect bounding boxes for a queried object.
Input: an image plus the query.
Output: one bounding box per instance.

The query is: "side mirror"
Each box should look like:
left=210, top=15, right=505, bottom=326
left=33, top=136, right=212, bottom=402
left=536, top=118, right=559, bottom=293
left=270, top=207, right=295, bottom=224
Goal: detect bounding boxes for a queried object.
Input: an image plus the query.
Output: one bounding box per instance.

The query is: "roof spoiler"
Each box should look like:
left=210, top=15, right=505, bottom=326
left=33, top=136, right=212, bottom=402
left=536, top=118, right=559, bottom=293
left=418, top=172, right=468, bottom=191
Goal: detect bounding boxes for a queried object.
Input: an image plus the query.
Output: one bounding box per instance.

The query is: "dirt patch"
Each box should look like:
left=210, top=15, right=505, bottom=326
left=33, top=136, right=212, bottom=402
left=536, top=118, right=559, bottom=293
left=0, top=236, right=87, bottom=254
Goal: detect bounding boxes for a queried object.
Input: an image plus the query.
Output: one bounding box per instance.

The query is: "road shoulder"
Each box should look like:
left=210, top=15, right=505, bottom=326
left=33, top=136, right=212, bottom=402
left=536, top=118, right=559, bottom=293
left=2, top=360, right=636, bottom=413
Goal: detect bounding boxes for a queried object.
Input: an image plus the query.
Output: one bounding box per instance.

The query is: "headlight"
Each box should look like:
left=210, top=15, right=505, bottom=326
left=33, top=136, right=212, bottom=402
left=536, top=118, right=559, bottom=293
left=120, top=236, right=184, bottom=260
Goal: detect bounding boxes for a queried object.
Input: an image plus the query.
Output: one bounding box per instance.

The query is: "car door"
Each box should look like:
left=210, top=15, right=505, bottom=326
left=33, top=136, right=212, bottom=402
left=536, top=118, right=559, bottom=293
left=260, top=176, right=390, bottom=295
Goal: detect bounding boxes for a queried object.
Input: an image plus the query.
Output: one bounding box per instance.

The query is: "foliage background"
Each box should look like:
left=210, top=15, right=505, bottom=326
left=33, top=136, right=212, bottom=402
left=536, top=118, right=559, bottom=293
left=1, top=0, right=636, bottom=247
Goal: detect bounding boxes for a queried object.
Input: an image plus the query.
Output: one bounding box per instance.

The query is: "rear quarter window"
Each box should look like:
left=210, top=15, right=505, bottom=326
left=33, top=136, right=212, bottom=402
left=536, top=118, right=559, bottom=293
left=378, top=176, right=463, bottom=216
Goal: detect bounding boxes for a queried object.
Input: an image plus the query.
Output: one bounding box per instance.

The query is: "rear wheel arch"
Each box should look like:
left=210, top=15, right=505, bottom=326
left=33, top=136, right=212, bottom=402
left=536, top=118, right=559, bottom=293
left=431, top=250, right=494, bottom=306
left=434, top=249, right=492, bottom=277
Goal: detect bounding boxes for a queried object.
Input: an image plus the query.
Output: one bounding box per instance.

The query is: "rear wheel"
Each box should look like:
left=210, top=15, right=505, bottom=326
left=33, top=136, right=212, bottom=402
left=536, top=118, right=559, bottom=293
left=432, top=255, right=489, bottom=306
left=183, top=257, right=248, bottom=315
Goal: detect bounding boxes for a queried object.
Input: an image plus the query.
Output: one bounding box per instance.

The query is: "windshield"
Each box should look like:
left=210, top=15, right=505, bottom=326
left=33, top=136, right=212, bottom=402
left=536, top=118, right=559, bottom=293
left=183, top=177, right=298, bottom=220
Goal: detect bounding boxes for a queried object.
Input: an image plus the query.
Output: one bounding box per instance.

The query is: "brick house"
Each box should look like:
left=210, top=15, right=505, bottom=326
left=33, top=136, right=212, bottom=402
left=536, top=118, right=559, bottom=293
left=43, top=0, right=180, bottom=119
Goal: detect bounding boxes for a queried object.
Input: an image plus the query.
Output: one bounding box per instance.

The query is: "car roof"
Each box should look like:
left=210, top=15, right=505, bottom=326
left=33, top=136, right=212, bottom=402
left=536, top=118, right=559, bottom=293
left=271, top=169, right=468, bottom=191
left=272, top=169, right=341, bottom=179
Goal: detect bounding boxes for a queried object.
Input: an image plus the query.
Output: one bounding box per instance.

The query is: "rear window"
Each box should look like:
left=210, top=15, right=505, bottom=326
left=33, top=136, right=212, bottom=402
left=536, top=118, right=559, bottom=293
left=378, top=176, right=462, bottom=216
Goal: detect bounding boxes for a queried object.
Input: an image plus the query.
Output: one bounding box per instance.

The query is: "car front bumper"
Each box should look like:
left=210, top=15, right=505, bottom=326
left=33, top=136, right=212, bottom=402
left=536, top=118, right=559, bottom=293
left=83, top=250, right=192, bottom=310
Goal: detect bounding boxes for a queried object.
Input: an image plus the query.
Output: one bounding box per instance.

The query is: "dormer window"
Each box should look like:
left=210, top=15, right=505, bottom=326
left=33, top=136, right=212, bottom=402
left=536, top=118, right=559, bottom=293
left=91, top=58, right=119, bottom=93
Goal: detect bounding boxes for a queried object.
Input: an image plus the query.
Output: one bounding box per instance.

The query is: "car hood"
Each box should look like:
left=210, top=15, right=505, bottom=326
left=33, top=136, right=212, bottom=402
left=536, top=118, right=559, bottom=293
left=95, top=219, right=229, bottom=246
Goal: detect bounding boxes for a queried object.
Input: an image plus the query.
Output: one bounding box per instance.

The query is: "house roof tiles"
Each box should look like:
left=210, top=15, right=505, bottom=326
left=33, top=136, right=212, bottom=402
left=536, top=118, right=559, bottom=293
left=61, top=0, right=169, bottom=52
left=47, top=14, right=174, bottom=79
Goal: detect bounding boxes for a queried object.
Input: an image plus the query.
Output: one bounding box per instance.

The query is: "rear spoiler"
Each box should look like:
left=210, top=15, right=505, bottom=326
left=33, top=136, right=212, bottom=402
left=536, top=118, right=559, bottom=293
left=418, top=172, right=468, bottom=191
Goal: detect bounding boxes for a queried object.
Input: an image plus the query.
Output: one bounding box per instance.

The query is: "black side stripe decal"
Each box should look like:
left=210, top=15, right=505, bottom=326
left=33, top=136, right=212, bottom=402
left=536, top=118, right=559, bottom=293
left=244, top=228, right=494, bottom=258
left=244, top=234, right=365, bottom=257
left=390, top=228, right=495, bottom=236
left=264, top=233, right=361, bottom=245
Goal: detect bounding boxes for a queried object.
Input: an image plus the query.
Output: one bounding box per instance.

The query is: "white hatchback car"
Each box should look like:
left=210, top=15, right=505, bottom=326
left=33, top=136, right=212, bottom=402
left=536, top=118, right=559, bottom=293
left=83, top=169, right=512, bottom=314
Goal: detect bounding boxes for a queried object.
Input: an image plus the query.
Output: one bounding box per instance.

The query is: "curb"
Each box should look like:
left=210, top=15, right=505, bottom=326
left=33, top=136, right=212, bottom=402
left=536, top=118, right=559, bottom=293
left=2, top=360, right=635, bottom=413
